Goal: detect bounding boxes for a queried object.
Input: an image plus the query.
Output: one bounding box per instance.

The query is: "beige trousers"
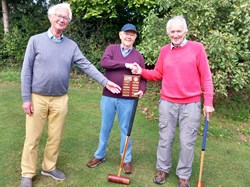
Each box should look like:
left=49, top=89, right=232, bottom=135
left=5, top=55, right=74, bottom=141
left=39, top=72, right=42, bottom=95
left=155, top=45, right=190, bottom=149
left=21, top=93, right=68, bottom=178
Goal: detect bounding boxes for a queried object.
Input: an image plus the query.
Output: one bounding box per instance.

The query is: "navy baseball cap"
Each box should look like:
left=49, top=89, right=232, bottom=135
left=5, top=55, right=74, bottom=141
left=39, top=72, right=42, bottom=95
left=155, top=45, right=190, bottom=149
left=121, top=23, right=137, bottom=33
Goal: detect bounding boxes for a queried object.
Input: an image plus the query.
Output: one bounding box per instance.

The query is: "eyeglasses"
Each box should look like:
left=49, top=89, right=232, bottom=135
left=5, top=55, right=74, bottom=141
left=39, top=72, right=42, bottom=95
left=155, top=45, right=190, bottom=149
left=54, top=14, right=70, bottom=22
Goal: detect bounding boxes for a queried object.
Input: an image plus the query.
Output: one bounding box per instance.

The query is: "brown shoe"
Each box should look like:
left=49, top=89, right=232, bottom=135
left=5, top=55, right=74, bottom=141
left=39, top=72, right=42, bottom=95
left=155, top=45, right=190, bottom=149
left=123, top=162, right=134, bottom=174
left=87, top=157, right=106, bottom=168
left=153, top=171, right=168, bottom=185
left=178, top=178, right=190, bottom=187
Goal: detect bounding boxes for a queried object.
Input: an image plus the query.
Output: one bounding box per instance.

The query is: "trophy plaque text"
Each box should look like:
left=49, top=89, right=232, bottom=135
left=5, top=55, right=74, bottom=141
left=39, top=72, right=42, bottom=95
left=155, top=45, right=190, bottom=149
left=122, top=75, right=140, bottom=97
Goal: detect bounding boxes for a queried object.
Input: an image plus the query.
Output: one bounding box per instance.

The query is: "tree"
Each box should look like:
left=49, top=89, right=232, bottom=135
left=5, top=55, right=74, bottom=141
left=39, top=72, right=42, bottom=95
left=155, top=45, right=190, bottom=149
left=67, top=0, right=162, bottom=40
left=68, top=0, right=160, bottom=20
left=1, top=0, right=9, bottom=33
left=0, top=0, right=50, bottom=69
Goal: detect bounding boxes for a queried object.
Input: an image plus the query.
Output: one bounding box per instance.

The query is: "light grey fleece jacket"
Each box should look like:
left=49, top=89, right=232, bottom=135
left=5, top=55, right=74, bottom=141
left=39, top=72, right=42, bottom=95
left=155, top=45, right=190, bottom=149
left=21, top=32, right=108, bottom=102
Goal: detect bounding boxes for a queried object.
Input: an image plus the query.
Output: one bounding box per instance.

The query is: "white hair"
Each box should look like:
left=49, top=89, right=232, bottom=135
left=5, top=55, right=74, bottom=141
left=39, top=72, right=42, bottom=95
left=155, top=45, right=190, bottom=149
left=48, top=2, right=72, bottom=21
left=166, top=15, right=188, bottom=33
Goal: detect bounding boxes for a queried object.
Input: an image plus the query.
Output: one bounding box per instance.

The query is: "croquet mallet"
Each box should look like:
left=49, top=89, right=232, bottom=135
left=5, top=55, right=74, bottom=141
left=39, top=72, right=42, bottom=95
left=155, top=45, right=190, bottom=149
left=196, top=116, right=209, bottom=187
left=107, top=98, right=139, bottom=185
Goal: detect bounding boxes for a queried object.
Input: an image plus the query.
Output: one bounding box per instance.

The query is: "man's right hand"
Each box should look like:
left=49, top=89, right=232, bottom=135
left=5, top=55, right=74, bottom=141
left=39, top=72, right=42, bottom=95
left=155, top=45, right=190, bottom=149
left=22, top=102, right=33, bottom=116
left=125, top=62, right=142, bottom=75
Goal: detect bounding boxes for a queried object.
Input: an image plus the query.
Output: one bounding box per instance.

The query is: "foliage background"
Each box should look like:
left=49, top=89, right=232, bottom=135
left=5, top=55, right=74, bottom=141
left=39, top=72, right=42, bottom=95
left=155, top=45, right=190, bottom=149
left=0, top=0, right=249, bottom=96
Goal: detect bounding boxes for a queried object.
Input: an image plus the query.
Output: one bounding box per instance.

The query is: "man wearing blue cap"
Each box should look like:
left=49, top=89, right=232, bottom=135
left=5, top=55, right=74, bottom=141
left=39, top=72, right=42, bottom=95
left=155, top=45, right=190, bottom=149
left=87, top=23, right=147, bottom=174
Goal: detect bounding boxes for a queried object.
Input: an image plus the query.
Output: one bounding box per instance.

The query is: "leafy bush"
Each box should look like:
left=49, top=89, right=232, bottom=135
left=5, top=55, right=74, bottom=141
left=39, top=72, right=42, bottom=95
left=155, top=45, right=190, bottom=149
left=0, top=69, right=20, bottom=83
left=0, top=26, right=27, bottom=69
left=137, top=12, right=168, bottom=66
left=0, top=1, right=49, bottom=70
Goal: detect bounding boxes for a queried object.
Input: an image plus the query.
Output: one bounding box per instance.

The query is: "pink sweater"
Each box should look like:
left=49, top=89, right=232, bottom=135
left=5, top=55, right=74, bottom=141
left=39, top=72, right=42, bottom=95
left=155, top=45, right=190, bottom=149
left=141, top=41, right=214, bottom=106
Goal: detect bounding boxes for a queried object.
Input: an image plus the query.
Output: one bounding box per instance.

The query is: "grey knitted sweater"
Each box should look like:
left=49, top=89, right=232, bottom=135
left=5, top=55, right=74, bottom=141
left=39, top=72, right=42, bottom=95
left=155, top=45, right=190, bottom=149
left=21, top=32, right=108, bottom=102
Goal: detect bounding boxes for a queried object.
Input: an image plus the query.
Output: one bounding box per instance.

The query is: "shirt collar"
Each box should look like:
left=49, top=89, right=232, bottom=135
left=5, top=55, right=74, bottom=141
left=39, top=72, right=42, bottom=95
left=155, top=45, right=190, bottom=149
left=120, top=44, right=133, bottom=57
left=170, top=38, right=187, bottom=49
left=47, top=29, right=64, bottom=43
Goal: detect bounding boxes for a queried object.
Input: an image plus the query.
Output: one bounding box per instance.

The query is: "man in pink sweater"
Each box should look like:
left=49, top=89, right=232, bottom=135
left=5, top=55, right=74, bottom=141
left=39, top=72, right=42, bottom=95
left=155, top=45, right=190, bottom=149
left=126, top=16, right=214, bottom=187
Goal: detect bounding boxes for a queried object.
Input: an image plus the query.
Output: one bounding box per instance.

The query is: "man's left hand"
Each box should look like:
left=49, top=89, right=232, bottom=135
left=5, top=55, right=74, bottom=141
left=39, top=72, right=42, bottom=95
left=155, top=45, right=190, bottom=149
left=106, top=81, right=121, bottom=94
left=133, top=90, right=144, bottom=98
left=203, top=106, right=215, bottom=120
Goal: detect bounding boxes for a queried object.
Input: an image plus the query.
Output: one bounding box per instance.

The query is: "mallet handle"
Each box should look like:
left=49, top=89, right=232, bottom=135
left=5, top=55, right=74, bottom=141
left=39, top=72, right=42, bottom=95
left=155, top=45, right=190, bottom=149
left=197, top=151, right=205, bottom=186
left=118, top=136, right=130, bottom=176
left=127, top=98, right=139, bottom=136
left=202, top=117, right=209, bottom=150
left=118, top=98, right=138, bottom=176
left=196, top=116, right=209, bottom=187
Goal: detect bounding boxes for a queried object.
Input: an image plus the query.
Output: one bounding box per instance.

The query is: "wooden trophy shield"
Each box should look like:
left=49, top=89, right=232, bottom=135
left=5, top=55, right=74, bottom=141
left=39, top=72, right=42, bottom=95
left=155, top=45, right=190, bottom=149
left=122, top=75, right=140, bottom=97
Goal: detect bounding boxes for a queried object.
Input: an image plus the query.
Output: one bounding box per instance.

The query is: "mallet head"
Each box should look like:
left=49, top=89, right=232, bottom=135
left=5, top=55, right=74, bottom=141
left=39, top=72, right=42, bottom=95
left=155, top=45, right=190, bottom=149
left=107, top=174, right=130, bottom=185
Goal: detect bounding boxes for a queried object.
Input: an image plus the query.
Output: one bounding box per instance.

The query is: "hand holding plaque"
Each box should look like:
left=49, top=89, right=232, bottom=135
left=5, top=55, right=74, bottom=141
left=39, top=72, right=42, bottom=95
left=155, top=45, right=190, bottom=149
left=122, top=75, right=140, bottom=97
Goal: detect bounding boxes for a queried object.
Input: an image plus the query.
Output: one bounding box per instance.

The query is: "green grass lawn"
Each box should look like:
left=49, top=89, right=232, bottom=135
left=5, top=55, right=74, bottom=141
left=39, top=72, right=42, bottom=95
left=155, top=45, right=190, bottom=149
left=0, top=74, right=249, bottom=187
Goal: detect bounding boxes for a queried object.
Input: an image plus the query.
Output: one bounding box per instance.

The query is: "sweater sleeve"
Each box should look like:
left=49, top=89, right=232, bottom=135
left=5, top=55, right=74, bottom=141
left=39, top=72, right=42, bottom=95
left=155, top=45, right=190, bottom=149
left=141, top=47, right=165, bottom=81
left=197, top=43, right=214, bottom=106
left=101, top=45, right=126, bottom=69
left=138, top=53, right=147, bottom=93
left=21, top=37, right=36, bottom=102
left=74, top=45, right=108, bottom=87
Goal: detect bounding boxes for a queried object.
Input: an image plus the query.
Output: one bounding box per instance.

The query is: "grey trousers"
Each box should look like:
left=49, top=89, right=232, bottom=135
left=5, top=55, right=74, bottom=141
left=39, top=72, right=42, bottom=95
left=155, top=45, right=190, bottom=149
left=156, top=99, right=201, bottom=179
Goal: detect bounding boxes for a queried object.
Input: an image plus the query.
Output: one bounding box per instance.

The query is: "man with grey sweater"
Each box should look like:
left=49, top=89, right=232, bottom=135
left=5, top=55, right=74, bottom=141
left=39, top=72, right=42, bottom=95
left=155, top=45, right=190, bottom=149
left=20, top=2, right=121, bottom=187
